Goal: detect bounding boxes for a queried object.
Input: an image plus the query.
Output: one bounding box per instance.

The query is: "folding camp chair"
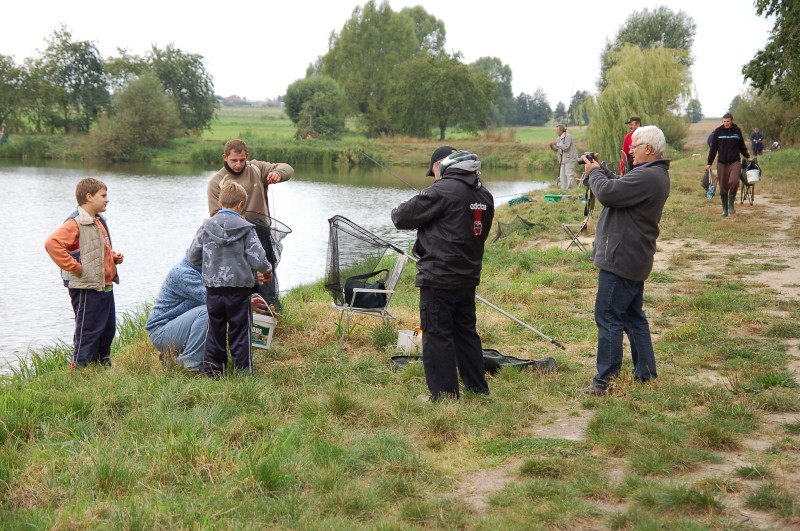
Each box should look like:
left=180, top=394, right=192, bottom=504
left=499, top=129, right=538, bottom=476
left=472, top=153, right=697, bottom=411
left=561, top=187, right=595, bottom=252
left=561, top=218, right=589, bottom=252
left=740, top=181, right=755, bottom=206
left=740, top=157, right=758, bottom=206
left=333, top=252, right=408, bottom=346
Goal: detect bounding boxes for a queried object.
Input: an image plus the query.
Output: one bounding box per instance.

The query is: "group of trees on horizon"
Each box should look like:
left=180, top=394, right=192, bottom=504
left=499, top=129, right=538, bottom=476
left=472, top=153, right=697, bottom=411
left=286, top=0, right=797, bottom=150
left=0, top=0, right=797, bottom=160
left=282, top=2, right=694, bottom=147
left=285, top=1, right=596, bottom=140
left=0, top=25, right=217, bottom=160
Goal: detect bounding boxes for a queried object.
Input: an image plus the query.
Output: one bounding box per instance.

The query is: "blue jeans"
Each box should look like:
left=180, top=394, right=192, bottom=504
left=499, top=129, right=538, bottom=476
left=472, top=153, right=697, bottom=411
left=592, top=269, right=657, bottom=388
left=149, top=305, right=208, bottom=371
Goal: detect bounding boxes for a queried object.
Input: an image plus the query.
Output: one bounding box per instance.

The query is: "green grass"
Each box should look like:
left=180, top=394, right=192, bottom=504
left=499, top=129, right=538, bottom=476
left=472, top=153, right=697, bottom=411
left=734, top=465, right=772, bottom=480
left=745, top=483, right=799, bottom=517
left=205, top=106, right=295, bottom=141
left=2, top=126, right=799, bottom=527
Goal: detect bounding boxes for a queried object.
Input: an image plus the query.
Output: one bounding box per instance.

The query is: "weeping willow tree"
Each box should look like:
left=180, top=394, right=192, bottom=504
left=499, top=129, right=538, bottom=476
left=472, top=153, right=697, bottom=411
left=587, top=45, right=692, bottom=164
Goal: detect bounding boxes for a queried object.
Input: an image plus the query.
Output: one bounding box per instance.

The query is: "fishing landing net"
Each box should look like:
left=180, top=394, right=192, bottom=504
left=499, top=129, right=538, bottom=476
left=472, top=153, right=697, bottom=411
left=325, top=215, right=402, bottom=305
left=245, top=212, right=292, bottom=297
left=491, top=215, right=541, bottom=243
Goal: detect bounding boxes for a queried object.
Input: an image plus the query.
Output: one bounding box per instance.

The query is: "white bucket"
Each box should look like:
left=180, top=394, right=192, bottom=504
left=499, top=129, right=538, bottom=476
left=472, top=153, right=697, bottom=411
left=251, top=311, right=277, bottom=349
left=746, top=168, right=760, bottom=184
left=396, top=329, right=422, bottom=353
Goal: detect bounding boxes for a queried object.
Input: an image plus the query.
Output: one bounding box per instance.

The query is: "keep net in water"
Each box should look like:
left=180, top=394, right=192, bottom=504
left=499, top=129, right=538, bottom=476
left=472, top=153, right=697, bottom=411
left=491, top=215, right=541, bottom=243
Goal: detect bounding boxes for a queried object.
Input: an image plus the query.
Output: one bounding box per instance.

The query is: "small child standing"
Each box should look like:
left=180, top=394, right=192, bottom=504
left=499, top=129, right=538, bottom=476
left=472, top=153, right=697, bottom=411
left=45, top=178, right=124, bottom=368
left=187, top=181, right=272, bottom=377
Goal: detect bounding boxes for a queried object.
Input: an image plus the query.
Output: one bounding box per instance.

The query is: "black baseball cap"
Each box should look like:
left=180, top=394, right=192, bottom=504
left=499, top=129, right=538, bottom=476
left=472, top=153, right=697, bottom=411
left=625, top=116, right=641, bottom=124
left=426, top=146, right=456, bottom=177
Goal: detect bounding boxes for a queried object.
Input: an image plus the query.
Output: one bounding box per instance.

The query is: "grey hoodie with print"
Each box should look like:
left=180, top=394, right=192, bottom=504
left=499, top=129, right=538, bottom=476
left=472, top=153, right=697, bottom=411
left=187, top=211, right=272, bottom=288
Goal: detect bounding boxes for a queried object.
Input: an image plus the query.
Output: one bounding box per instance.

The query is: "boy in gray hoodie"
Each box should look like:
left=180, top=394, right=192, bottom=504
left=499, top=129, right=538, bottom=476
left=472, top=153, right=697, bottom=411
left=188, top=181, right=272, bottom=377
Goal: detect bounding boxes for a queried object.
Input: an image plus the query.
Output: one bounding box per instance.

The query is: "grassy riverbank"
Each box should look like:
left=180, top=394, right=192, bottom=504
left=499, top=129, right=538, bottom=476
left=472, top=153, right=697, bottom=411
left=0, top=106, right=583, bottom=172
left=1, top=106, right=733, bottom=174
left=2, top=147, right=799, bottom=527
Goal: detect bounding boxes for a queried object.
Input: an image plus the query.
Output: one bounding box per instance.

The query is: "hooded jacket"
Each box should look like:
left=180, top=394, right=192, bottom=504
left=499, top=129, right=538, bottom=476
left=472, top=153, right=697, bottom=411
left=187, top=211, right=272, bottom=288
left=391, top=153, right=494, bottom=289
left=588, top=159, right=670, bottom=282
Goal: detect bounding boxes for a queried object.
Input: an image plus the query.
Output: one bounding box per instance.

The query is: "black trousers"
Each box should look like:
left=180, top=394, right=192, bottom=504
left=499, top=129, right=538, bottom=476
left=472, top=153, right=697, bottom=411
left=204, top=287, right=253, bottom=375
left=419, top=286, right=488, bottom=400
left=69, top=288, right=116, bottom=367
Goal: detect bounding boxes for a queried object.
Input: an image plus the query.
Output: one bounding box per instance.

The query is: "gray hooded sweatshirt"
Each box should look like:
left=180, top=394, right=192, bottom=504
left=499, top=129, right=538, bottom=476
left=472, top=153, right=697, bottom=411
left=187, top=210, right=272, bottom=288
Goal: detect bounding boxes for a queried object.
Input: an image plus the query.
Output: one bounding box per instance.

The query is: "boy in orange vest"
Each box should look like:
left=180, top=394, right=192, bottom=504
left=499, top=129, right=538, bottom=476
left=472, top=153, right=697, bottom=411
left=45, top=178, right=124, bottom=368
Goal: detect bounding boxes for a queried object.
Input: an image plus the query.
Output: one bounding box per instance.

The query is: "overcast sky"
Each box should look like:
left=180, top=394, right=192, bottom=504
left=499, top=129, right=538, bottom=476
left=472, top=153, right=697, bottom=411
left=4, top=0, right=774, bottom=118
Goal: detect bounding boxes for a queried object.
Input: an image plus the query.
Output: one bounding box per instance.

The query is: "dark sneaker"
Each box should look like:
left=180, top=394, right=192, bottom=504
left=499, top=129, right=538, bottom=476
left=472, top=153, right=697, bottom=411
left=201, top=367, right=223, bottom=380
left=580, top=384, right=607, bottom=396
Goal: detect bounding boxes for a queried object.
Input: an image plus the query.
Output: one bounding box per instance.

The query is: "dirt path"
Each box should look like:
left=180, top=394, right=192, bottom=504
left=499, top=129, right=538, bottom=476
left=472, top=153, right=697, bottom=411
left=455, top=192, right=800, bottom=526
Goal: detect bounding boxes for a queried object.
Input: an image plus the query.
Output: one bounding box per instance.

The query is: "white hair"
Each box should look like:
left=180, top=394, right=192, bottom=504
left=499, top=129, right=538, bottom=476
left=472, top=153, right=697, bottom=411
left=632, top=125, right=666, bottom=156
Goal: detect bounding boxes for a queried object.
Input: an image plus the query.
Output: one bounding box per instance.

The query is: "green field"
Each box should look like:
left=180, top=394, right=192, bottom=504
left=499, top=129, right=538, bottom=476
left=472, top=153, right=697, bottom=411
left=203, top=106, right=296, bottom=141
left=205, top=105, right=587, bottom=144
left=189, top=106, right=589, bottom=173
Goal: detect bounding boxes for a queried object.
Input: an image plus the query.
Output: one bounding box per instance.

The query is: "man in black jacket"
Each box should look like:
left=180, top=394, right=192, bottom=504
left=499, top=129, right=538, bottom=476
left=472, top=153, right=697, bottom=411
left=391, top=146, right=495, bottom=401
left=579, top=126, right=671, bottom=395
left=707, top=113, right=751, bottom=217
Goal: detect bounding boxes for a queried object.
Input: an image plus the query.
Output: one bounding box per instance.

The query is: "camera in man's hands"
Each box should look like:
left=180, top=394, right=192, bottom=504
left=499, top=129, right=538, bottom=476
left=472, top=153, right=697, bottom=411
left=577, top=152, right=596, bottom=165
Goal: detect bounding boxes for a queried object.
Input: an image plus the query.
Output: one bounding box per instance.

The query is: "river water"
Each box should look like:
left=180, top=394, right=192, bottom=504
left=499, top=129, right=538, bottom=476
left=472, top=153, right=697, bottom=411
left=0, top=161, right=549, bottom=368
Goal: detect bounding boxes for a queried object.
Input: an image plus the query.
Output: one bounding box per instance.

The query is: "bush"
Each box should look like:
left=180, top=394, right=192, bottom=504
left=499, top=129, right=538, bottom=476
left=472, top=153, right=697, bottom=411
left=89, top=71, right=181, bottom=161
left=285, top=76, right=346, bottom=140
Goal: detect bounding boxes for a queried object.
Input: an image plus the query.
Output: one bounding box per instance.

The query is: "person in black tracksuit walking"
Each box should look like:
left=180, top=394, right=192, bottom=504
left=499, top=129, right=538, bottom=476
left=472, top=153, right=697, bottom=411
left=391, top=146, right=495, bottom=401
left=707, top=113, right=751, bottom=217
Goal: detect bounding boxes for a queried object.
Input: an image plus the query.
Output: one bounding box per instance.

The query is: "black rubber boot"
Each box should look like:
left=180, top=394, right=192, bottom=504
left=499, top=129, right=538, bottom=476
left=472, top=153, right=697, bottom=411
left=721, top=194, right=728, bottom=217
left=728, top=193, right=736, bottom=215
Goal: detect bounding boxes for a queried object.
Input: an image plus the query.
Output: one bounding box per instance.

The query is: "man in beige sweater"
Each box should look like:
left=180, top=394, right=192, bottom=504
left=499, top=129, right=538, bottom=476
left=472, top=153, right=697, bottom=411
left=549, top=124, right=578, bottom=189
left=207, top=139, right=293, bottom=311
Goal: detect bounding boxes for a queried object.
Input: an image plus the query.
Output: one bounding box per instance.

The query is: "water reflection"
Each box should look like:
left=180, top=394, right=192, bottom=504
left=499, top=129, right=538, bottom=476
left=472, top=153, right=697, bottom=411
left=0, top=161, right=548, bottom=366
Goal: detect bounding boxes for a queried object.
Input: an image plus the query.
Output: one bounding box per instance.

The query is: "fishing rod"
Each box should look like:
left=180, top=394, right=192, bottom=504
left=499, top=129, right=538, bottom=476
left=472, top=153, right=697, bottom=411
left=402, top=254, right=565, bottom=350
left=475, top=294, right=565, bottom=350
left=360, top=150, right=420, bottom=192
left=493, top=192, right=530, bottom=200
left=363, top=149, right=534, bottom=201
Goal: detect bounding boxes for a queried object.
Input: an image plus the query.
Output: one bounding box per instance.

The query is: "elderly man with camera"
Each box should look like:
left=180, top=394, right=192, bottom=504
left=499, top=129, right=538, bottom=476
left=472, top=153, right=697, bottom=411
left=579, top=125, right=671, bottom=395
